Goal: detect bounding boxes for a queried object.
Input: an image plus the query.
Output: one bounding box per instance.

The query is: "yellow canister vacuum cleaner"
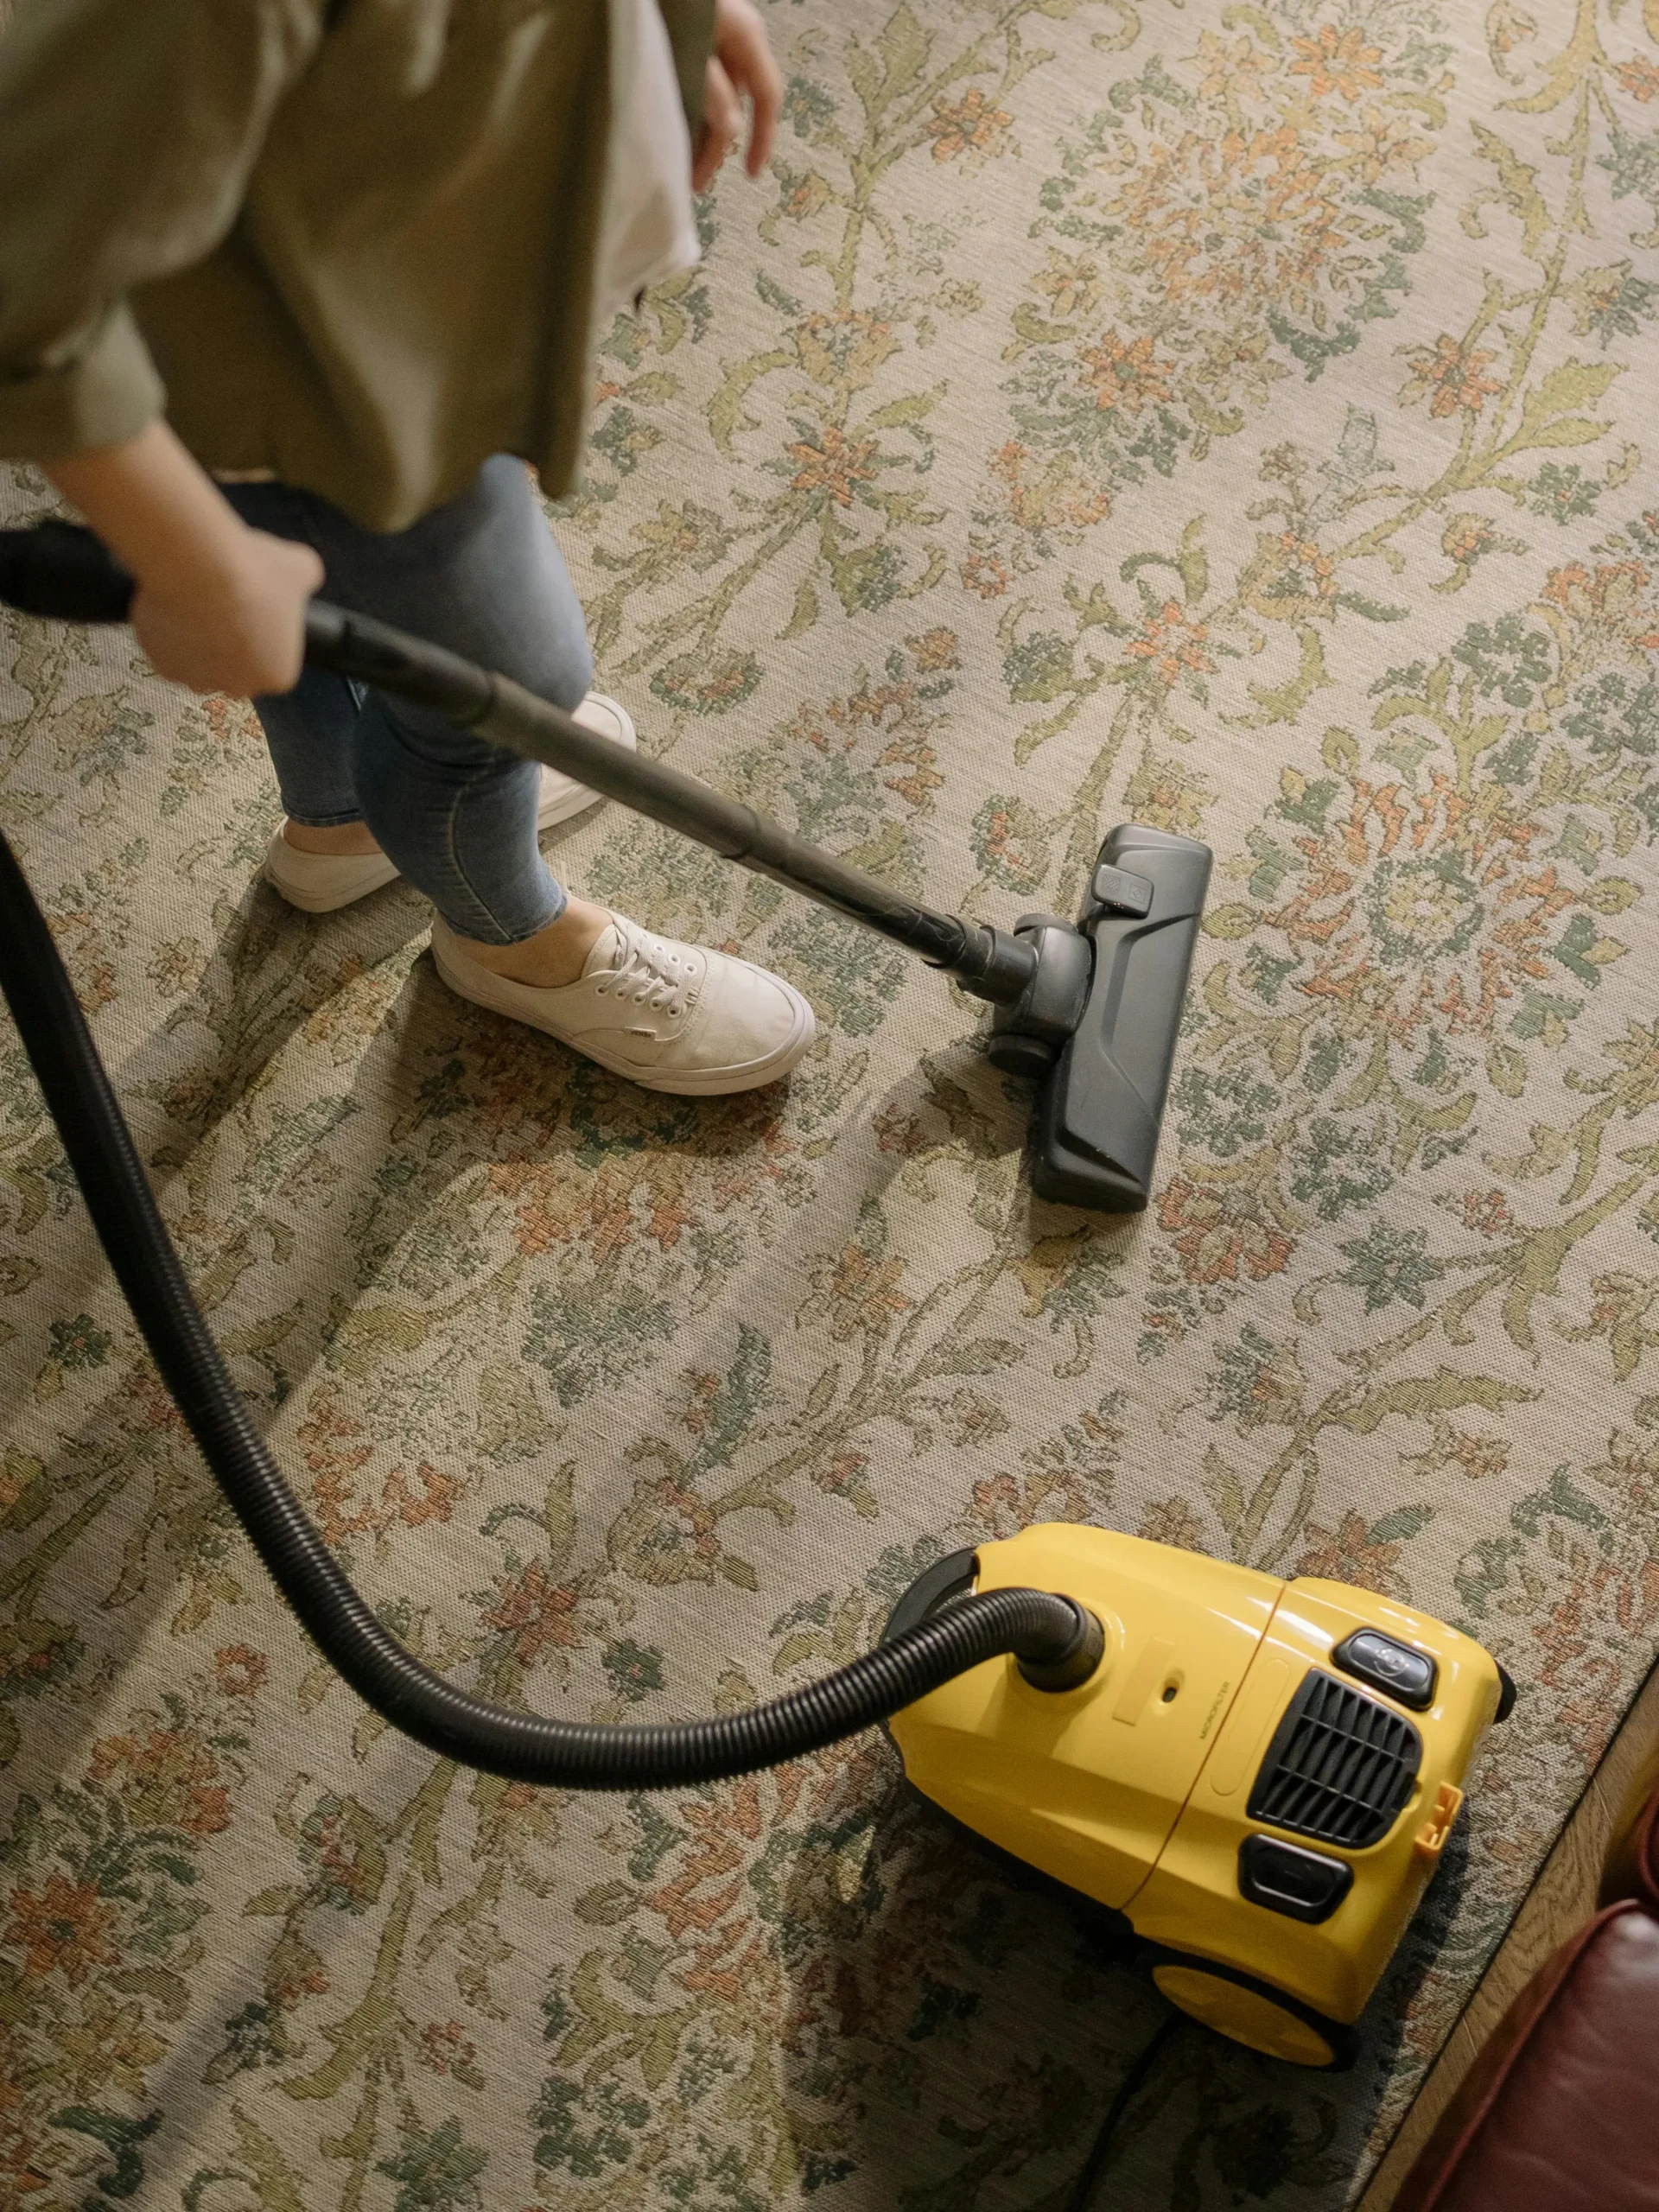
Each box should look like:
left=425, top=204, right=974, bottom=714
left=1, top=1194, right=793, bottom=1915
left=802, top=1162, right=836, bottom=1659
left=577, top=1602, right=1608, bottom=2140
left=885, top=1526, right=1510, bottom=2069
left=0, top=524, right=1509, bottom=2077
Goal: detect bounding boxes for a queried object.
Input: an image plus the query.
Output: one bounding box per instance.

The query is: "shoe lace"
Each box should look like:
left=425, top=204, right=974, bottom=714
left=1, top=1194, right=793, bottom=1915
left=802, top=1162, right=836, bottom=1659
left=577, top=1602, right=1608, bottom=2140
left=594, top=921, right=690, bottom=1018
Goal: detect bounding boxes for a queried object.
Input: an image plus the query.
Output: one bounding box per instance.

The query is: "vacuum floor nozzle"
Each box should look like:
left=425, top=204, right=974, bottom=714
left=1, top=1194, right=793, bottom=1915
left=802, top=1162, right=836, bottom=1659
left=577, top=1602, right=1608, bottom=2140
left=988, top=823, right=1212, bottom=1211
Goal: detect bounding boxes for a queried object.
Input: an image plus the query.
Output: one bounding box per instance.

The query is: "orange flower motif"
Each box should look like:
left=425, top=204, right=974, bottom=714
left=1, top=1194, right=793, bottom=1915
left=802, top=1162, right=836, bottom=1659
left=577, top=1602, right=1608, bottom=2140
left=976, top=804, right=1039, bottom=881
left=512, top=1196, right=573, bottom=1256
left=1101, top=126, right=1348, bottom=315
left=960, top=550, right=1012, bottom=598
left=1125, top=754, right=1213, bottom=836
left=1139, top=1497, right=1208, bottom=1551
left=1289, top=22, right=1383, bottom=101
left=1461, top=1189, right=1514, bottom=1237
left=810, top=1244, right=913, bottom=1340
left=1541, top=559, right=1659, bottom=646
left=1230, top=755, right=1579, bottom=1048
left=89, top=1726, right=232, bottom=1837
left=1156, top=1177, right=1294, bottom=1285
left=680, top=1371, right=741, bottom=1441
left=4, top=1874, right=120, bottom=1984
left=815, top=1449, right=871, bottom=1503
left=1402, top=334, right=1503, bottom=418
left=296, top=1393, right=376, bottom=1547
left=1242, top=531, right=1340, bottom=620
left=989, top=441, right=1112, bottom=532
left=872, top=1102, right=927, bottom=1155
left=383, top=1461, right=460, bottom=1529
left=418, top=2020, right=479, bottom=2076
left=927, top=87, right=1013, bottom=162
left=1541, top=560, right=1592, bottom=608
left=667, top=652, right=761, bottom=713
left=1442, top=514, right=1497, bottom=566
left=200, top=692, right=258, bottom=751
left=878, top=733, right=945, bottom=810
left=1124, top=600, right=1217, bottom=687
left=969, top=1465, right=1100, bottom=1540
left=213, top=1644, right=268, bottom=1699
left=786, top=424, right=880, bottom=507
left=0, top=1459, right=38, bottom=1518
left=1615, top=57, right=1659, bottom=103
left=1333, top=104, right=1434, bottom=184
left=488, top=1160, right=636, bottom=1263
left=782, top=173, right=831, bottom=220
left=647, top=1193, right=695, bottom=1249
left=1423, top=1430, right=1511, bottom=1481
left=1294, top=1510, right=1408, bottom=1599
left=1192, top=30, right=1275, bottom=105
left=1076, top=330, right=1175, bottom=417
left=1487, top=1, right=1537, bottom=56
left=1030, top=250, right=1103, bottom=321
left=796, top=309, right=898, bottom=391
left=906, top=626, right=960, bottom=672
left=481, top=1560, right=581, bottom=1667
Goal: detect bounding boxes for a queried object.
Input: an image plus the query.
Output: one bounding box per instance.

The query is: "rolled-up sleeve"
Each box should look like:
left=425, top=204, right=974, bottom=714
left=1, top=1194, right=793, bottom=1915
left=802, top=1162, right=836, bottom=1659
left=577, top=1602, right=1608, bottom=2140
left=0, top=0, right=322, bottom=460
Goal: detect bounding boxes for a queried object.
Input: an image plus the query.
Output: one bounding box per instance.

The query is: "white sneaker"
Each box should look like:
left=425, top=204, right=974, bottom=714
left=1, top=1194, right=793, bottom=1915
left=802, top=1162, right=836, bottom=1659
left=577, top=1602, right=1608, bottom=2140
left=264, top=691, right=637, bottom=913
left=429, top=910, right=816, bottom=1096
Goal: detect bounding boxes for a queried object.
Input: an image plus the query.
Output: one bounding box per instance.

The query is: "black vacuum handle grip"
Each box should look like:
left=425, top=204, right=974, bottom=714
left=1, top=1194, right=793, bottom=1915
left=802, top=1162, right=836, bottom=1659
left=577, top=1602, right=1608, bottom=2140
left=0, top=518, right=137, bottom=622
left=0, top=521, right=499, bottom=714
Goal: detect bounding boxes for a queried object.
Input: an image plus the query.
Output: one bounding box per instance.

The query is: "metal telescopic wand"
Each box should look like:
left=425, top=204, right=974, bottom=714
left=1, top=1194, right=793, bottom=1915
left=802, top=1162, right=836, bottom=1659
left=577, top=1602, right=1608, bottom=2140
left=300, top=602, right=1039, bottom=1001
left=0, top=521, right=1039, bottom=1006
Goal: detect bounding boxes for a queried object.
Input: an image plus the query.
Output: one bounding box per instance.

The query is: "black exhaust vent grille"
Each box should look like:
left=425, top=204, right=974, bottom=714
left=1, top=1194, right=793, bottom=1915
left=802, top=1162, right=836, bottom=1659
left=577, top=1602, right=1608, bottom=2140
left=1246, top=1669, right=1421, bottom=1849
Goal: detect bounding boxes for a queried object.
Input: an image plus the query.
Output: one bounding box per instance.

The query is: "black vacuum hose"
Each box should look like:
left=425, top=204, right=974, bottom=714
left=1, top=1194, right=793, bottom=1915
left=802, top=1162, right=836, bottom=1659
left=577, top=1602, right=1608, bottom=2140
left=0, top=669, right=1092, bottom=1789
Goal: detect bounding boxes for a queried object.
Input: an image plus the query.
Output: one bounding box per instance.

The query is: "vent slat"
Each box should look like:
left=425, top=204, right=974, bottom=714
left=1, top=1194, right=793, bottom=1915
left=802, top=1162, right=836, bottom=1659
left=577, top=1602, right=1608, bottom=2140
left=1246, top=1669, right=1422, bottom=1850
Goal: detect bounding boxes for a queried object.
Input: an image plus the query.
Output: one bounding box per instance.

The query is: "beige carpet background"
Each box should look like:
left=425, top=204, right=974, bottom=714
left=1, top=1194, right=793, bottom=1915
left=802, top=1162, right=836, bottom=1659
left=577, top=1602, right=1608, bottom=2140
left=4, top=1, right=1659, bottom=2205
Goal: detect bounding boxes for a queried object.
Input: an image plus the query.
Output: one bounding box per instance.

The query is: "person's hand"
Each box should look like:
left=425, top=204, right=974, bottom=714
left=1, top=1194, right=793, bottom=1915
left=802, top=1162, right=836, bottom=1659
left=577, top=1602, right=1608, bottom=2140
left=693, top=0, right=782, bottom=192
left=42, top=419, right=322, bottom=697
left=131, top=527, right=322, bottom=697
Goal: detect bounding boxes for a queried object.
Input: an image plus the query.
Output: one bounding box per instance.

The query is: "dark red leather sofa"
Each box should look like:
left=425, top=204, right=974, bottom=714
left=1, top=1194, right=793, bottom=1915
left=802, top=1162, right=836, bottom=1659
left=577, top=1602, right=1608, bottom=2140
left=1391, top=1772, right=1659, bottom=2212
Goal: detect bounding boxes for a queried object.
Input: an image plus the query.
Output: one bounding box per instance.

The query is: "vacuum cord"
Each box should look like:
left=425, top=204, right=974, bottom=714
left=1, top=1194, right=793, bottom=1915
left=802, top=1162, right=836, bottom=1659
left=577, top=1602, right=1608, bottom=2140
left=0, top=829, right=1087, bottom=1786
left=1065, top=2013, right=1183, bottom=2211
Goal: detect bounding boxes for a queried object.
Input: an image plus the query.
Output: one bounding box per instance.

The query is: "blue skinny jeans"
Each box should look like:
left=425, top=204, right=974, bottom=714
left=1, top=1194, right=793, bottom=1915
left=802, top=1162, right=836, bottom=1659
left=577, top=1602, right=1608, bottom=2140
left=225, top=456, right=592, bottom=944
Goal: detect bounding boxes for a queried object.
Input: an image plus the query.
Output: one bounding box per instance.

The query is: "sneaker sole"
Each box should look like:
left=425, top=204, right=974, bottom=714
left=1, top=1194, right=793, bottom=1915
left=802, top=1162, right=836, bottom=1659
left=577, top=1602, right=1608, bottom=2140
left=266, top=784, right=607, bottom=912
left=263, top=856, right=402, bottom=912
left=429, top=936, right=817, bottom=1096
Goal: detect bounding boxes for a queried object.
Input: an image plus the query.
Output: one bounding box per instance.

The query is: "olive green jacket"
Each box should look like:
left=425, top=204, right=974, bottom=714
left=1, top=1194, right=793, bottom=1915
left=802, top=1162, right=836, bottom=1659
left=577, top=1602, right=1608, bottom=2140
left=0, top=0, right=714, bottom=528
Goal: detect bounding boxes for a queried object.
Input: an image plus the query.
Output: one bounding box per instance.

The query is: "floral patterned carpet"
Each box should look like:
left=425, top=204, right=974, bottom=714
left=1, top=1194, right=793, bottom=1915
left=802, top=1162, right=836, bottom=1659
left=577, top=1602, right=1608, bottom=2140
left=6, top=0, right=1659, bottom=2205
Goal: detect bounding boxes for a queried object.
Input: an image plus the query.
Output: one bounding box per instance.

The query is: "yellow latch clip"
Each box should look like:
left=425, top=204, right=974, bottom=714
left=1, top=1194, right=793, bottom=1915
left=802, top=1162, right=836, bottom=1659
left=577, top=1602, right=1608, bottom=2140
left=1414, top=1780, right=1464, bottom=1861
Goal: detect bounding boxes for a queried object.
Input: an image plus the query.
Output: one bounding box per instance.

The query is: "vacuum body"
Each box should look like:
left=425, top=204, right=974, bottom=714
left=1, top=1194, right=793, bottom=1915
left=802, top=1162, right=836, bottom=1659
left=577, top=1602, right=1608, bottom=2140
left=888, top=1526, right=1507, bottom=2067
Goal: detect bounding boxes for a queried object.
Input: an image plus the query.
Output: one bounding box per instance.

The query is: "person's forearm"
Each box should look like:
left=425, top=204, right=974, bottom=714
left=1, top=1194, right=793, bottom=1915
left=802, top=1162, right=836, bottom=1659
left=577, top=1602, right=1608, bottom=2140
left=41, top=416, right=248, bottom=589
left=39, top=417, right=322, bottom=697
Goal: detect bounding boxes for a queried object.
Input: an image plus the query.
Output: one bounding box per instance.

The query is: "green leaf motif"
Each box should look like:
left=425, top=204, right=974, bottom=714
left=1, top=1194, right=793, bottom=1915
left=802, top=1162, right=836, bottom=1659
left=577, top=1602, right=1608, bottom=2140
left=849, top=3, right=931, bottom=121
